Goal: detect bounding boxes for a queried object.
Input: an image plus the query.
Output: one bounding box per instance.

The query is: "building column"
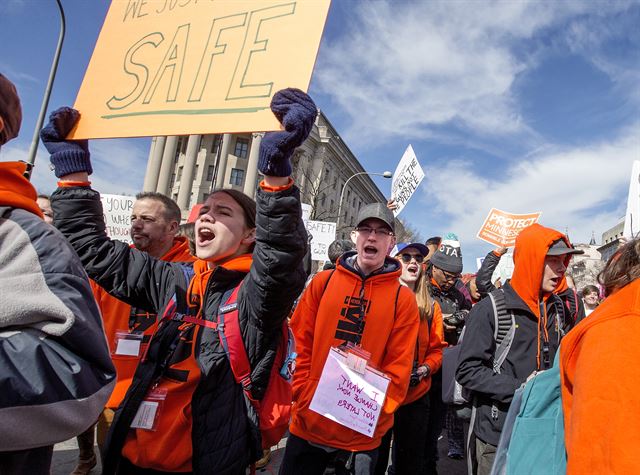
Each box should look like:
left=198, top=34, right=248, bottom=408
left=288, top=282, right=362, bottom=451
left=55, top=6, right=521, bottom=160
left=214, top=134, right=232, bottom=189
left=243, top=133, right=263, bottom=197
left=176, top=135, right=200, bottom=210
left=156, top=136, right=179, bottom=195
left=143, top=136, right=166, bottom=192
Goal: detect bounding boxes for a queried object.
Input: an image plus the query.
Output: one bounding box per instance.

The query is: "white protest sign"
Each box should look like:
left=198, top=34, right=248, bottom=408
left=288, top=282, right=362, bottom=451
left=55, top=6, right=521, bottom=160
left=391, top=145, right=425, bottom=216
left=623, top=160, right=640, bottom=239
left=101, top=194, right=135, bottom=244
left=306, top=220, right=336, bottom=261
left=491, top=251, right=514, bottom=284
left=310, top=348, right=390, bottom=437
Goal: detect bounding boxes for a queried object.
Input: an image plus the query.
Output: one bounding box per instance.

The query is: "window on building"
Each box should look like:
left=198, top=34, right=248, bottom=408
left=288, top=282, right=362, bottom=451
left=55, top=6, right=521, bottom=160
left=320, top=193, right=326, bottom=207
left=202, top=193, right=209, bottom=203
left=177, top=166, right=183, bottom=182
left=330, top=199, right=334, bottom=212
left=194, top=164, right=199, bottom=179
left=234, top=138, right=249, bottom=159
left=206, top=165, right=215, bottom=181
left=175, top=136, right=186, bottom=162
left=170, top=172, right=176, bottom=185
left=211, top=135, right=222, bottom=154
left=230, top=168, right=245, bottom=186
left=352, top=197, right=356, bottom=207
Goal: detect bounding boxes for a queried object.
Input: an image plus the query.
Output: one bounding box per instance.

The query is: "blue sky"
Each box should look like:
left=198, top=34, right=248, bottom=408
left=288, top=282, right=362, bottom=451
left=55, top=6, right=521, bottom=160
left=2, top=0, right=639, bottom=270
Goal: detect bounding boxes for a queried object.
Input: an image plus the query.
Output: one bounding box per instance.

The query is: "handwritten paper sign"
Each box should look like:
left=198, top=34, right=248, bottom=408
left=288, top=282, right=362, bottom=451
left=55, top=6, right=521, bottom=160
left=309, top=348, right=389, bottom=437
left=391, top=145, right=425, bottom=216
left=101, top=193, right=135, bottom=244
left=306, top=220, right=336, bottom=261
left=623, top=160, right=640, bottom=239
left=477, top=208, right=542, bottom=247
left=70, top=0, right=331, bottom=139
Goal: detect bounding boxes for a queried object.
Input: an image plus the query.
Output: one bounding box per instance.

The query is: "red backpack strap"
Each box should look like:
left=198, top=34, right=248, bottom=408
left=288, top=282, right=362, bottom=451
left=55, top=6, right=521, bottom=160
left=216, top=284, right=252, bottom=391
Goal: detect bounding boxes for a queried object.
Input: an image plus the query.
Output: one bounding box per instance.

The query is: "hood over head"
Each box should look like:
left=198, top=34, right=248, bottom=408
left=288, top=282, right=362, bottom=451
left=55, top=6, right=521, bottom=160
left=510, top=223, right=572, bottom=316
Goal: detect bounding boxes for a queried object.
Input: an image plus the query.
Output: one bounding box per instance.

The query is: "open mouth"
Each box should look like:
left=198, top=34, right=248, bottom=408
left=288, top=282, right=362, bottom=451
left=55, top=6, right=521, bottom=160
left=363, top=245, right=378, bottom=257
left=197, top=228, right=215, bottom=246
left=407, top=264, right=419, bottom=273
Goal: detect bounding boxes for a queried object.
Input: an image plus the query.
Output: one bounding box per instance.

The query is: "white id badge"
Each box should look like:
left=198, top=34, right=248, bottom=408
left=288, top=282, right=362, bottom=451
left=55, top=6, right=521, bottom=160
left=114, top=331, right=143, bottom=356
left=130, top=388, right=167, bottom=431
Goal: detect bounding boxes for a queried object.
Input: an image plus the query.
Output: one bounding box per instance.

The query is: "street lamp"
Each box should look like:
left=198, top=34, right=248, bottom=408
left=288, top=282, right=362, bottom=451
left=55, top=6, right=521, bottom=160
left=337, top=171, right=393, bottom=232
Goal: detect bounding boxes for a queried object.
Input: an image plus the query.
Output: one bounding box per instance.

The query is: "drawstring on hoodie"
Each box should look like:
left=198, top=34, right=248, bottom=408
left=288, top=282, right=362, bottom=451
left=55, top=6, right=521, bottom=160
left=537, top=300, right=551, bottom=370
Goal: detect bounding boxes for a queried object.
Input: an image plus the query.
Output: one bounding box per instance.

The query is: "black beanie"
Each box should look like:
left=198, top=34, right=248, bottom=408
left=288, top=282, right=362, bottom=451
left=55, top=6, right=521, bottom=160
left=430, top=232, right=463, bottom=274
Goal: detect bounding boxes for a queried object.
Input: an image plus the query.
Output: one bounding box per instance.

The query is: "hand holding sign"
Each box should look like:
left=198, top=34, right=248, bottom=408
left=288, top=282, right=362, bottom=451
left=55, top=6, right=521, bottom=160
left=258, top=88, right=317, bottom=177
left=40, top=107, right=92, bottom=178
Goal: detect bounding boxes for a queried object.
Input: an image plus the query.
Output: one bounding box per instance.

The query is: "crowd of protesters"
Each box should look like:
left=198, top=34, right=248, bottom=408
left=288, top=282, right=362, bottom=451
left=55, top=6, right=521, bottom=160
left=1, top=69, right=638, bottom=475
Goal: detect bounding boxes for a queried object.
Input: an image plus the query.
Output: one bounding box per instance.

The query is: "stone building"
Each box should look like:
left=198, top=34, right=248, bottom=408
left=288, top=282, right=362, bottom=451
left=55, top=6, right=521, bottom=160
left=142, top=111, right=399, bottom=238
left=597, top=220, right=624, bottom=263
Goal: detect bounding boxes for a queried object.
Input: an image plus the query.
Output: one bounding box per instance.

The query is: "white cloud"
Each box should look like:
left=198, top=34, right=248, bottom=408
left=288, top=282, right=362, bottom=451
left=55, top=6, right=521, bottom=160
left=419, top=124, right=639, bottom=267
left=317, top=0, right=636, bottom=147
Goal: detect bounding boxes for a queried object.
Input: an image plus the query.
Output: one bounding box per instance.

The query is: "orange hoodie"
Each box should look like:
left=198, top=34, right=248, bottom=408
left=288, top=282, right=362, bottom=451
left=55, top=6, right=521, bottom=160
left=290, top=257, right=420, bottom=451
left=510, top=223, right=572, bottom=317
left=121, top=255, right=252, bottom=472
left=94, top=237, right=194, bottom=409
left=404, top=301, right=446, bottom=404
left=0, top=162, right=43, bottom=218
left=509, top=223, right=572, bottom=369
left=560, top=279, right=640, bottom=474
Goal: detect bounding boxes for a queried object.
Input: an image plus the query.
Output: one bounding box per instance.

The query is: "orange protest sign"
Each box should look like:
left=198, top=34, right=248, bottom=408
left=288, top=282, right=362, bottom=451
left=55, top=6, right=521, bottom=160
left=69, top=0, right=331, bottom=139
left=477, top=208, right=542, bottom=247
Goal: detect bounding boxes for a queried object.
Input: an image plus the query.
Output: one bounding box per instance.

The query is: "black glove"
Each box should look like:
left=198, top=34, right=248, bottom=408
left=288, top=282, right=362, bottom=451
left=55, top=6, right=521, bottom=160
left=40, top=107, right=92, bottom=178
left=258, top=88, right=317, bottom=177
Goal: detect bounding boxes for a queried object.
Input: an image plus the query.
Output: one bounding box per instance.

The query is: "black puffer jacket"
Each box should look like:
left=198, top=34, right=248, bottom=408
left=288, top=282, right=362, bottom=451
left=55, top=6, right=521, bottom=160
left=51, top=184, right=307, bottom=474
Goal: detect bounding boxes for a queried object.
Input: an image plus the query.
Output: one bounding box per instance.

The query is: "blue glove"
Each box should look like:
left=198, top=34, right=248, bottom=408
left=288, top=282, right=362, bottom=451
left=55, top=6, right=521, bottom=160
left=258, top=88, right=317, bottom=177
left=40, top=107, right=92, bottom=178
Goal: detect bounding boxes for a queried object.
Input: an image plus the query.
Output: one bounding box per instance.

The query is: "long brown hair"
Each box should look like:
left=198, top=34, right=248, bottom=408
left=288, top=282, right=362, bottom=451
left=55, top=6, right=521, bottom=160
left=599, top=239, right=640, bottom=296
left=415, top=270, right=434, bottom=321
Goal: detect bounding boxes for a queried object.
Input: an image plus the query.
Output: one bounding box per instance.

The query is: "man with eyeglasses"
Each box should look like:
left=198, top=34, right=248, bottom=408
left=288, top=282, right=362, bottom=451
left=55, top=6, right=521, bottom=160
left=282, top=203, right=420, bottom=475
left=425, top=232, right=472, bottom=472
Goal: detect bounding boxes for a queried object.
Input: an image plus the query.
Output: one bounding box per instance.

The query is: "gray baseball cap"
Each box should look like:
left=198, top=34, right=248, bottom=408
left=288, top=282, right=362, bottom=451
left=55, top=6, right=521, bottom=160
left=547, top=239, right=585, bottom=256
left=355, top=203, right=395, bottom=233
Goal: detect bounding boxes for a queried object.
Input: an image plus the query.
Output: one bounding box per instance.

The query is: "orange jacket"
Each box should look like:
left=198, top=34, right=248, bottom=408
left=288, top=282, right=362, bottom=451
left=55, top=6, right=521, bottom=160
left=94, top=237, right=194, bottom=409
left=121, top=255, right=252, bottom=472
left=290, top=254, right=420, bottom=451
left=560, top=279, right=640, bottom=474
left=404, top=301, right=446, bottom=404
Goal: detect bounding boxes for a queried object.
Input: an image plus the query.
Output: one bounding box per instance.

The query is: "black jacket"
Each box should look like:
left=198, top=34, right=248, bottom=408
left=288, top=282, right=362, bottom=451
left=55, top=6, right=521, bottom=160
left=476, top=250, right=501, bottom=296
left=430, top=277, right=472, bottom=345
left=51, top=184, right=307, bottom=474
left=455, top=282, right=564, bottom=446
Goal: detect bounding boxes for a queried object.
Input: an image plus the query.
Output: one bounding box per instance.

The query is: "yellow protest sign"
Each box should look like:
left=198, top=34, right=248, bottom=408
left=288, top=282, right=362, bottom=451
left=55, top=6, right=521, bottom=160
left=70, top=0, right=331, bottom=139
left=477, top=208, right=542, bottom=247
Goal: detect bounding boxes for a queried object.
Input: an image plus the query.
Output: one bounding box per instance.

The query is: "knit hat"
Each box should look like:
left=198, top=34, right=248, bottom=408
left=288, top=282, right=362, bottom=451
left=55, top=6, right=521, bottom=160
left=0, top=73, right=22, bottom=146
left=430, top=232, right=463, bottom=274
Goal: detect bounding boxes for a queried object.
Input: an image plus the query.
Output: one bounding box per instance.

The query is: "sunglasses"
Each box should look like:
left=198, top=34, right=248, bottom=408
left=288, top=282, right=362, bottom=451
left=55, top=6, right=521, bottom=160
left=399, top=253, right=425, bottom=264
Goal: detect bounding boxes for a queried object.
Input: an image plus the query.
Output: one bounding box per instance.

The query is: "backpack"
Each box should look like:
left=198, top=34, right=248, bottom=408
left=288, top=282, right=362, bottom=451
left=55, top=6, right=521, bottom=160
left=103, top=265, right=295, bottom=474
left=442, top=289, right=516, bottom=412
left=490, top=351, right=566, bottom=475
left=173, top=281, right=296, bottom=450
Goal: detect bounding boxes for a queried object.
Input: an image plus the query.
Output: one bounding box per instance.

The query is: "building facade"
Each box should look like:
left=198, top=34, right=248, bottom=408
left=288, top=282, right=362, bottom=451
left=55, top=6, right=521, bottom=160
left=597, top=220, right=624, bottom=263
left=142, top=111, right=397, bottom=238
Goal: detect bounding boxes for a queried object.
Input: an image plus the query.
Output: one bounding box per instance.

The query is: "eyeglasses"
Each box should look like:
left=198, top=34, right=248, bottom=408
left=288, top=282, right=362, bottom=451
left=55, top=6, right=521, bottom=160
left=437, top=268, right=460, bottom=281
left=399, top=253, right=425, bottom=264
left=355, top=226, right=394, bottom=237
